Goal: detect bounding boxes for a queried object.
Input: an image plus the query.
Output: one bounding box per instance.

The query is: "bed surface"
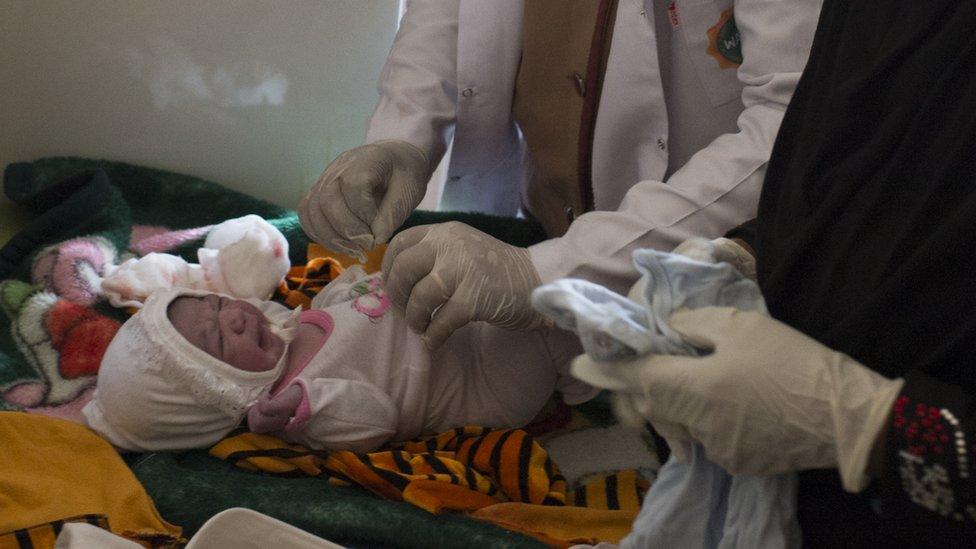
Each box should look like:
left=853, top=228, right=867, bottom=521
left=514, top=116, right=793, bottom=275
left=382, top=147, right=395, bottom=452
left=0, top=157, right=572, bottom=547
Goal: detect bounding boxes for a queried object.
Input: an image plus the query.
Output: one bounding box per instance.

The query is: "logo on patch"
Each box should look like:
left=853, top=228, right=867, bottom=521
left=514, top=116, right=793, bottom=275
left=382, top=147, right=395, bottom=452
left=706, top=7, right=742, bottom=69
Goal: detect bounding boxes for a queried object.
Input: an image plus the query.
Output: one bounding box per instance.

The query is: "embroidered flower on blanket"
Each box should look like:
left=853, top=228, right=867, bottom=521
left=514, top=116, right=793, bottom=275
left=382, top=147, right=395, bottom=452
left=3, top=215, right=289, bottom=422
left=28, top=216, right=290, bottom=310
left=31, top=236, right=118, bottom=307
left=0, top=280, right=120, bottom=421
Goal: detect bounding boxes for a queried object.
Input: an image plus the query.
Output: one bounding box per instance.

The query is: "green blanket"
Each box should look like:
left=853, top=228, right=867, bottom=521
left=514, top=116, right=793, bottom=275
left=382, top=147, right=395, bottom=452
left=0, top=157, right=547, bottom=547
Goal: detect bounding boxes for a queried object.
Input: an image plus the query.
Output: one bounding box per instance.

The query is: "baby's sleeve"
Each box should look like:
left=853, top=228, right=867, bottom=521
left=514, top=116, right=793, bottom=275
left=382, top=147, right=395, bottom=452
left=284, top=378, right=398, bottom=454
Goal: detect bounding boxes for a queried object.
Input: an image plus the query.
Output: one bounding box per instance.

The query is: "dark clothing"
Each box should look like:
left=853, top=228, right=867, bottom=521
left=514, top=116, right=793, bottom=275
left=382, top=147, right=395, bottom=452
left=735, top=0, right=976, bottom=544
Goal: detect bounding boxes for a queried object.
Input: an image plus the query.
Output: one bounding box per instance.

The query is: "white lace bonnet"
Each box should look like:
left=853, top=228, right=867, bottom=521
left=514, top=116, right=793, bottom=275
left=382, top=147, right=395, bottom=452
left=82, top=288, right=298, bottom=452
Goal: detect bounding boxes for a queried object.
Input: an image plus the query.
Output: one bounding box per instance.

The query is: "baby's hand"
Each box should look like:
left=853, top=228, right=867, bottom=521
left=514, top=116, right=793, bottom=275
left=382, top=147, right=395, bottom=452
left=247, top=385, right=303, bottom=433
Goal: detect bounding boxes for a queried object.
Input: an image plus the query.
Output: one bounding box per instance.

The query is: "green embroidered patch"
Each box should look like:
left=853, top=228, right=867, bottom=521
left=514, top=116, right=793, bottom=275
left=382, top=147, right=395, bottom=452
left=706, top=8, right=742, bottom=69
left=715, top=14, right=742, bottom=65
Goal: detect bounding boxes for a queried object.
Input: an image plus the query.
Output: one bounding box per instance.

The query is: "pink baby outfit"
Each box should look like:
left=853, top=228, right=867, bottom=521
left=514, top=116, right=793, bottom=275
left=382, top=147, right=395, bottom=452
left=83, top=267, right=596, bottom=453
left=267, top=266, right=599, bottom=452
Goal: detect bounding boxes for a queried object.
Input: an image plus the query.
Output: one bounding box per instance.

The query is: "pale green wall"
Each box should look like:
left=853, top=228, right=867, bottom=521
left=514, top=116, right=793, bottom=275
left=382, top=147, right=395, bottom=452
left=0, top=0, right=400, bottom=209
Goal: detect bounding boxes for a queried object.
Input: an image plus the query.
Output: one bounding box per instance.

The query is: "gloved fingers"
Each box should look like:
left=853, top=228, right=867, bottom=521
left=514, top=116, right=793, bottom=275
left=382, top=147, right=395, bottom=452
left=359, top=140, right=430, bottom=245
left=371, top=196, right=405, bottom=248
left=319, top=174, right=375, bottom=253
left=665, top=306, right=742, bottom=351
left=371, top=171, right=427, bottom=245
left=632, top=406, right=695, bottom=463
left=297, top=190, right=334, bottom=249
left=665, top=438, right=694, bottom=464
left=337, top=160, right=386, bottom=228
left=381, top=224, right=432, bottom=277
left=645, top=414, right=692, bottom=445
left=297, top=150, right=351, bottom=234
left=298, top=190, right=362, bottom=257
left=610, top=387, right=693, bottom=463
left=671, top=237, right=717, bottom=263
left=570, top=354, right=647, bottom=393
left=404, top=271, right=454, bottom=334
left=610, top=393, right=648, bottom=428
left=625, top=354, right=710, bottom=415
left=653, top=422, right=695, bottom=464
left=382, top=226, right=437, bottom=312
left=422, top=297, right=470, bottom=350
left=611, top=390, right=693, bottom=442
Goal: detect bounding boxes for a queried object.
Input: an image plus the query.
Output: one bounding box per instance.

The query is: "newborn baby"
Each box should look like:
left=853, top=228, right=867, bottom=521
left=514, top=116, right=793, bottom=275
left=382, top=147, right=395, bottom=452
left=82, top=267, right=596, bottom=453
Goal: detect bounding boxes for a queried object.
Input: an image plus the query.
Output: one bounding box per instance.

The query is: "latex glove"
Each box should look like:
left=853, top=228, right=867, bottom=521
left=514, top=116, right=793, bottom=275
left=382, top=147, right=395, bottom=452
left=571, top=353, right=697, bottom=464
left=298, top=140, right=432, bottom=258
left=672, top=236, right=757, bottom=280
left=571, top=307, right=904, bottom=492
left=382, top=221, right=549, bottom=349
left=247, top=385, right=304, bottom=434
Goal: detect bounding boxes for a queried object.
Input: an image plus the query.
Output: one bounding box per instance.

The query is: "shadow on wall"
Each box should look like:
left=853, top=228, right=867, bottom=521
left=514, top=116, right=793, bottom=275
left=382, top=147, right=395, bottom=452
left=0, top=0, right=401, bottom=209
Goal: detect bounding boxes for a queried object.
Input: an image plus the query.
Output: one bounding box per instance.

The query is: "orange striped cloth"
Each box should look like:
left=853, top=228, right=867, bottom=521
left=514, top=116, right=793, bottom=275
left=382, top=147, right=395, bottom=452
left=210, top=426, right=648, bottom=516
left=275, top=244, right=386, bottom=309
left=0, top=516, right=181, bottom=549
left=263, top=245, right=648, bottom=545
left=0, top=515, right=110, bottom=549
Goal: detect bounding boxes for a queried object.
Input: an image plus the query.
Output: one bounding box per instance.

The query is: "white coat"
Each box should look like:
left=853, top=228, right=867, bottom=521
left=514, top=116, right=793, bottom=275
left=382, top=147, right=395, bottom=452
left=364, top=0, right=822, bottom=294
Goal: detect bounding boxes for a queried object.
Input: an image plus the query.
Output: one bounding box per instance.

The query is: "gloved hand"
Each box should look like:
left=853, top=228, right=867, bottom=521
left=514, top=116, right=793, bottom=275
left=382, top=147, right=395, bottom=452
left=572, top=307, right=904, bottom=492
left=382, top=221, right=549, bottom=349
left=672, top=236, right=757, bottom=280
left=298, top=140, right=432, bottom=258
left=247, top=385, right=304, bottom=434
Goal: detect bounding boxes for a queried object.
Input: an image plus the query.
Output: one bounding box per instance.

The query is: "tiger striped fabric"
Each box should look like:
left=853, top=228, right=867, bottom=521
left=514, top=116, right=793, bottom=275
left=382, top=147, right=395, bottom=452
left=275, top=256, right=343, bottom=309
left=0, top=515, right=108, bottom=549
left=210, top=426, right=649, bottom=515
left=274, top=243, right=388, bottom=309
left=573, top=469, right=648, bottom=512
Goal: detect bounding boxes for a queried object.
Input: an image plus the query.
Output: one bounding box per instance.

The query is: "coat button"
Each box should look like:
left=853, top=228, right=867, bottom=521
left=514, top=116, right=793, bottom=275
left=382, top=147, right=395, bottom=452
left=461, top=88, right=474, bottom=98
left=572, top=73, right=586, bottom=97
left=657, top=138, right=667, bottom=150
left=564, top=206, right=576, bottom=224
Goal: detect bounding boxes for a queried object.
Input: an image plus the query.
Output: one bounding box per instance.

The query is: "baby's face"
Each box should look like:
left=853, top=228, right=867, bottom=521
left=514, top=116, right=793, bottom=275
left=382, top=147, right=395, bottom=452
left=167, top=295, right=285, bottom=372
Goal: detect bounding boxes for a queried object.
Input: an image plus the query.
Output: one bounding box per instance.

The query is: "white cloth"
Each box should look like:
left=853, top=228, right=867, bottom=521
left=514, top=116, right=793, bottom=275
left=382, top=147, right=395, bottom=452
left=532, top=251, right=765, bottom=361
left=185, top=508, right=344, bottom=549
left=100, top=215, right=290, bottom=308
left=54, top=523, right=144, bottom=549
left=85, top=269, right=596, bottom=453
left=621, top=446, right=800, bottom=549
left=365, top=0, right=822, bottom=294
left=532, top=249, right=799, bottom=549
left=53, top=509, right=345, bottom=549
